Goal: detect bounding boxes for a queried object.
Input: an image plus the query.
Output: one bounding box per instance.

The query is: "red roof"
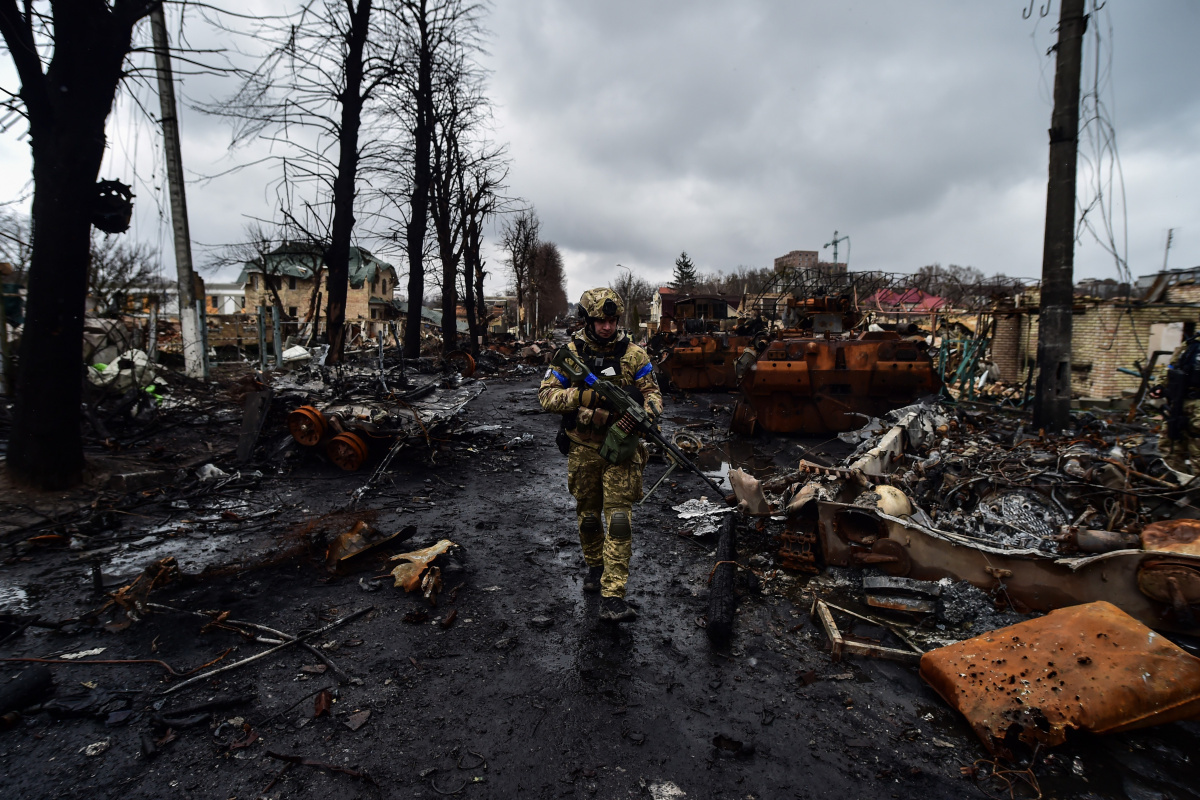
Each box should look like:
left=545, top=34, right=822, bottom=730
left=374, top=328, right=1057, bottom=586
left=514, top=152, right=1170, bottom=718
left=867, top=288, right=946, bottom=311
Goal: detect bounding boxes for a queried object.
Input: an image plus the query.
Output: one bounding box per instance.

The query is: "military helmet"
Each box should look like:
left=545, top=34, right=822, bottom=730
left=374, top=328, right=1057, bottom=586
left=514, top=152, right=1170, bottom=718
left=578, top=287, right=624, bottom=320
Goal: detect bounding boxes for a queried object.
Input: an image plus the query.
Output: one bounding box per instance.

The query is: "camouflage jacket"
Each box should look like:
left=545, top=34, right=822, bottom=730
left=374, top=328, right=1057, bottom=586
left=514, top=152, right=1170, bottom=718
left=538, top=331, right=664, bottom=448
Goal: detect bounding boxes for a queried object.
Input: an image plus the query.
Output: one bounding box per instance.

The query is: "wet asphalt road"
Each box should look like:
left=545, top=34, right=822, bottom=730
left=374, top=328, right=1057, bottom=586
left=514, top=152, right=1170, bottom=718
left=2, top=370, right=1199, bottom=799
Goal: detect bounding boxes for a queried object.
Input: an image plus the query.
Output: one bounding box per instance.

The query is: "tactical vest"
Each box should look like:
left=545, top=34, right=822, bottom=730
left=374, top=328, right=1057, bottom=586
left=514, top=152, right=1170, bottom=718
left=1178, top=337, right=1200, bottom=390
left=558, top=336, right=644, bottom=451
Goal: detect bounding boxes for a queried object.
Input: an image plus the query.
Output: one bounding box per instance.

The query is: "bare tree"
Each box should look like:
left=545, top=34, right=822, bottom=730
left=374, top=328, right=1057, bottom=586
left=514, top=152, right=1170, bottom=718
left=500, top=208, right=538, bottom=337
left=0, top=0, right=159, bottom=488
left=529, top=241, right=566, bottom=333
left=456, top=154, right=506, bottom=352
left=0, top=209, right=32, bottom=283
left=427, top=32, right=487, bottom=353
left=609, top=272, right=653, bottom=331
left=88, top=236, right=164, bottom=317
left=205, top=0, right=403, bottom=362
left=385, top=0, right=484, bottom=357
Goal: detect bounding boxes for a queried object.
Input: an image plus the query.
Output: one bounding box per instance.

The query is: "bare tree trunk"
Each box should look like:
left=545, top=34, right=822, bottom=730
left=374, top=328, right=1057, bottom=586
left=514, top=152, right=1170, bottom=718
left=324, top=0, right=372, bottom=364
left=403, top=0, right=433, bottom=359
left=461, top=213, right=480, bottom=354
left=475, top=263, right=487, bottom=348
left=1, top=1, right=153, bottom=489
left=1032, top=0, right=1086, bottom=433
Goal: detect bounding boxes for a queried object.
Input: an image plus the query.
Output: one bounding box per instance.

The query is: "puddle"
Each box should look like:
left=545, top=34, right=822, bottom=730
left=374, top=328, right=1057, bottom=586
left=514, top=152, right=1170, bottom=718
left=100, top=528, right=266, bottom=575
left=692, top=439, right=779, bottom=491
left=0, top=584, right=30, bottom=612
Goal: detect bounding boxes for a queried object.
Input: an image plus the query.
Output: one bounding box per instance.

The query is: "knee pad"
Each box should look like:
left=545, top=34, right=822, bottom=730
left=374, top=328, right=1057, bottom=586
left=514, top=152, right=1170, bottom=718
left=608, top=510, right=632, bottom=541
left=580, top=512, right=603, bottom=537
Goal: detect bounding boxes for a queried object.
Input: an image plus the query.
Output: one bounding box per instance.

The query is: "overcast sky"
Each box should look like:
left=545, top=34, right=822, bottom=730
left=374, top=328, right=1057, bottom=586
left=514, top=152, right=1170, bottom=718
left=2, top=0, right=1198, bottom=302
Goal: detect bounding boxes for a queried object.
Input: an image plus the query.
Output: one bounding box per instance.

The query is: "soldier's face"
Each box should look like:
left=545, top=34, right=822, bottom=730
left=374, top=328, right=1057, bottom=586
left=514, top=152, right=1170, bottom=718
left=593, top=316, right=618, bottom=339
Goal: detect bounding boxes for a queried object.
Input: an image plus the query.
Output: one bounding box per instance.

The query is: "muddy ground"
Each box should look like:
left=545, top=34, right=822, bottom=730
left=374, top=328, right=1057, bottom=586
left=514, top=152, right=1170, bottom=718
left=1, top=363, right=1198, bottom=800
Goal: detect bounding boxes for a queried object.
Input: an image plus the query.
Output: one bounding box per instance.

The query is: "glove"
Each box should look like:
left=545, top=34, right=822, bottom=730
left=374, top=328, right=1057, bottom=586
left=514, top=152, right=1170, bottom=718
left=580, top=388, right=606, bottom=409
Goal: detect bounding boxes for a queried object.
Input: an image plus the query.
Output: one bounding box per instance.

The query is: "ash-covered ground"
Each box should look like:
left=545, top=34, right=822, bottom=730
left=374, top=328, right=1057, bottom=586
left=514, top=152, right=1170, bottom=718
left=1, top=366, right=1198, bottom=800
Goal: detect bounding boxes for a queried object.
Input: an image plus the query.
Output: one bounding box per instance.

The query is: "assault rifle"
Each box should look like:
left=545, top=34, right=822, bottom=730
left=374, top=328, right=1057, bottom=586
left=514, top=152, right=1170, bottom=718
left=551, top=347, right=729, bottom=504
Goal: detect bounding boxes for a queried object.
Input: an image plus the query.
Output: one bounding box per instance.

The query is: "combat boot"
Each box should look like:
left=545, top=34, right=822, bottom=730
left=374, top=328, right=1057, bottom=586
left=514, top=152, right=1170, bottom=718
left=599, top=596, right=637, bottom=623
left=583, top=565, right=603, bottom=593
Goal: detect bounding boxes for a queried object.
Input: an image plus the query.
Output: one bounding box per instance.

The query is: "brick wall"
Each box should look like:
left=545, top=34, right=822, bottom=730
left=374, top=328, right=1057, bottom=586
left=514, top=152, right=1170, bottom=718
left=991, top=294, right=1200, bottom=399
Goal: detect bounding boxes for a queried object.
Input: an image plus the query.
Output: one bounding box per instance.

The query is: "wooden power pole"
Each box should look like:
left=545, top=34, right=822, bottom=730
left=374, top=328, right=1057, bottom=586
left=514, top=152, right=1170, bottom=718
left=1032, top=0, right=1088, bottom=432
left=150, top=8, right=205, bottom=379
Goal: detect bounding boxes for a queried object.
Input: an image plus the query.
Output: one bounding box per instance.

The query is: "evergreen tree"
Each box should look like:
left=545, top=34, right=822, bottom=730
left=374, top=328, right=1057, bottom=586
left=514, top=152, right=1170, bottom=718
left=672, top=251, right=698, bottom=291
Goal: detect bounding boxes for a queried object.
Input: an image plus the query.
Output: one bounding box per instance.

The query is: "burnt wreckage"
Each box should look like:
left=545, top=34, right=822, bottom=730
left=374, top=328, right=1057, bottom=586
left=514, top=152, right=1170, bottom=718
left=655, top=268, right=942, bottom=434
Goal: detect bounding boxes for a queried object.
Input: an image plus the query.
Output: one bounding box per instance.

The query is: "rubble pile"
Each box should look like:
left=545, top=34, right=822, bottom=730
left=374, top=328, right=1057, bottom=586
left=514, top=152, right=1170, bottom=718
left=838, top=402, right=1192, bottom=555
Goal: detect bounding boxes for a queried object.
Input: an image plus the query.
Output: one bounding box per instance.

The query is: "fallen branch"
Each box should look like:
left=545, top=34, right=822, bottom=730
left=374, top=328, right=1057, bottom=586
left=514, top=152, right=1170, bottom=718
left=146, top=603, right=352, bottom=684
left=265, top=750, right=377, bottom=786
left=158, top=607, right=373, bottom=695
left=256, top=685, right=334, bottom=728
left=1, top=648, right=231, bottom=678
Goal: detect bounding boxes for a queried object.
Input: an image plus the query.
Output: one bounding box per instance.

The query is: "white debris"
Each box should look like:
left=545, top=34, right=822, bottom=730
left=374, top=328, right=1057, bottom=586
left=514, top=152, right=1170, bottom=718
left=196, top=464, right=229, bottom=482
left=60, top=647, right=106, bottom=660
left=81, top=738, right=111, bottom=757
left=282, top=345, right=312, bottom=362
left=672, top=497, right=737, bottom=537
left=647, top=782, right=687, bottom=800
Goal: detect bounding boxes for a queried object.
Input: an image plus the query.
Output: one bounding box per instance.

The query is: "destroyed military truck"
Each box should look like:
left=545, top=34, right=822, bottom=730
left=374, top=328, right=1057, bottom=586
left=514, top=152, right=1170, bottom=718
left=731, top=269, right=942, bottom=434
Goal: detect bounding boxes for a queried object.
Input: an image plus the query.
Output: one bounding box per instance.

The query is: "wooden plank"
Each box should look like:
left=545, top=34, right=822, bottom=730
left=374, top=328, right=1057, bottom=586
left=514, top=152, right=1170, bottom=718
left=236, top=388, right=273, bottom=464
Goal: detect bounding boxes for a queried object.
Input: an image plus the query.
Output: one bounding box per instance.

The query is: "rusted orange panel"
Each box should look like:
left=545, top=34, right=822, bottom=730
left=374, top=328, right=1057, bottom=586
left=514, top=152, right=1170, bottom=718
left=919, top=601, right=1200, bottom=755
left=659, top=335, right=750, bottom=391
left=1142, top=519, right=1200, bottom=557
left=740, top=334, right=940, bottom=433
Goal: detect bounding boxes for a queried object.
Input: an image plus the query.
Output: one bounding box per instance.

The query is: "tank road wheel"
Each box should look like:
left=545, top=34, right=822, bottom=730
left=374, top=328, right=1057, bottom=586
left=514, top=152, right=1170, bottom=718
left=730, top=399, right=757, bottom=436
left=327, top=431, right=369, bottom=472
left=288, top=406, right=327, bottom=447
left=445, top=350, right=476, bottom=378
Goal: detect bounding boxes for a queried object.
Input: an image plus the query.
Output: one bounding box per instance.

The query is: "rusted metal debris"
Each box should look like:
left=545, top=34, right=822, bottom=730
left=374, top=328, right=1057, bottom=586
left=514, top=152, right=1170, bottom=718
left=812, top=598, right=923, bottom=664
left=736, top=328, right=941, bottom=434
left=325, top=522, right=416, bottom=573
left=284, top=379, right=482, bottom=472
left=920, top=601, right=1200, bottom=756
left=752, top=401, right=1200, bottom=633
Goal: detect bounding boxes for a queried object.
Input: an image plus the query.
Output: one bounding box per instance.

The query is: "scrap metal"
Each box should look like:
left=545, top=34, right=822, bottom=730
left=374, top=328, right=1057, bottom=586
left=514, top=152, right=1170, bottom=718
left=736, top=400, right=1200, bottom=632
left=920, top=601, right=1200, bottom=756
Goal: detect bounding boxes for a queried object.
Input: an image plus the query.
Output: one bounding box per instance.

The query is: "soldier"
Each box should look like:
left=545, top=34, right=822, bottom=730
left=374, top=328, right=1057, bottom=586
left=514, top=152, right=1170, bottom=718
left=538, top=288, right=663, bottom=622
left=1163, top=331, right=1200, bottom=473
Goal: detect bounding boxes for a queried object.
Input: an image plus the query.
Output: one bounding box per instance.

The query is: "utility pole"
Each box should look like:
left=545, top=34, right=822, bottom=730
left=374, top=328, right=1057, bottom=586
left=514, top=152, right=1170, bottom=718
left=1162, top=228, right=1175, bottom=272
left=150, top=8, right=205, bottom=379
left=823, top=230, right=849, bottom=266
left=1032, top=0, right=1087, bottom=433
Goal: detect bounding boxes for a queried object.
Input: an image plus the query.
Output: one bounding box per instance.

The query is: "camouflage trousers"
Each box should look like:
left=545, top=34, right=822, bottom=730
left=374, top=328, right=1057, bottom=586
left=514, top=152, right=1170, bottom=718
left=566, top=441, right=647, bottom=598
left=1164, top=399, right=1200, bottom=474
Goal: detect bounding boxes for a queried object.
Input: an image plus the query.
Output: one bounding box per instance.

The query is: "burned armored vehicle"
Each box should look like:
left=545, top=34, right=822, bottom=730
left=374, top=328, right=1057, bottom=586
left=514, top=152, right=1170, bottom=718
left=732, top=269, right=942, bottom=434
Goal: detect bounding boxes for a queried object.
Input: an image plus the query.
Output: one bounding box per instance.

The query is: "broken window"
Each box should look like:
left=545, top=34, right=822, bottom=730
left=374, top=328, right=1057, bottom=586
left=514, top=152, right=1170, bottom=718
left=288, top=276, right=297, bottom=290
left=289, top=306, right=297, bottom=318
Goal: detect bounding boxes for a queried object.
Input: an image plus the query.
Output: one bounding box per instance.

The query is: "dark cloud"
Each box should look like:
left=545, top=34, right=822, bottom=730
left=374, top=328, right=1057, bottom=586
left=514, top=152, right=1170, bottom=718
left=2, top=1, right=1197, bottom=300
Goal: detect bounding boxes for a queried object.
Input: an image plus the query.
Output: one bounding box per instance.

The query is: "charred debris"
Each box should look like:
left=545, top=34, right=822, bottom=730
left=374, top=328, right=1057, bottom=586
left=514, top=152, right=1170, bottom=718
left=2, top=282, right=1200, bottom=793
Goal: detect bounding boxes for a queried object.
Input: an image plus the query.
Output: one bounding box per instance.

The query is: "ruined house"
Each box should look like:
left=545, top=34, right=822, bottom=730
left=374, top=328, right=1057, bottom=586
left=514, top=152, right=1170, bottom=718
left=239, top=243, right=399, bottom=339
left=990, top=269, right=1200, bottom=399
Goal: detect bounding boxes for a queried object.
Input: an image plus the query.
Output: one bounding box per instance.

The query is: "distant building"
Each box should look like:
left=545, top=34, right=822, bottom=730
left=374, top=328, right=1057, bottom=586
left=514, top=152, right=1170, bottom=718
left=238, top=243, right=398, bottom=338
left=204, top=281, right=246, bottom=315
left=774, top=250, right=819, bottom=272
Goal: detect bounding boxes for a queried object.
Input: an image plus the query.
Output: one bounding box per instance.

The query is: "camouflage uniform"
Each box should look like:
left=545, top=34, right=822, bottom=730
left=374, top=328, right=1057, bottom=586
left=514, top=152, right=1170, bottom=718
left=1163, top=399, right=1200, bottom=473
left=1163, top=338, right=1200, bottom=473
left=538, top=304, right=663, bottom=599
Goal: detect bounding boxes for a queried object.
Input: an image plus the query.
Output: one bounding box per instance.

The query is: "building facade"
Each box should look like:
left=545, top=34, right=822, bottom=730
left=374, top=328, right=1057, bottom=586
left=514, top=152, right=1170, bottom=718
left=239, top=243, right=398, bottom=338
